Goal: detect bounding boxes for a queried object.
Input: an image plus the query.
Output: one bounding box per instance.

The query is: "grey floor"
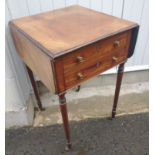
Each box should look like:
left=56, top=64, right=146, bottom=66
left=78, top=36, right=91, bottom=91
left=6, top=112, right=148, bottom=155
left=6, top=80, right=149, bottom=155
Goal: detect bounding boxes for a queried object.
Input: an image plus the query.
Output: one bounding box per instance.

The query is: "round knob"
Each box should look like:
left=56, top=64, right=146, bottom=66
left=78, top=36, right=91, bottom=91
left=77, top=72, right=84, bottom=79
left=113, top=40, right=120, bottom=48
left=76, top=56, right=85, bottom=63
left=112, top=56, right=118, bottom=62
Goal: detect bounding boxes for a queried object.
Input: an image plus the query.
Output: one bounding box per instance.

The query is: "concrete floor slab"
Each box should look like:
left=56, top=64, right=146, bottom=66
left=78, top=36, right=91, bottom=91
left=6, top=112, right=149, bottom=155
left=6, top=80, right=149, bottom=155
left=33, top=82, right=148, bottom=127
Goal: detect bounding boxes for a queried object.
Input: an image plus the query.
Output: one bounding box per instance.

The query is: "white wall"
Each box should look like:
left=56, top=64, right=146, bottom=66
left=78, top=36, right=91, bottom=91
left=5, top=2, right=31, bottom=112
left=5, top=0, right=149, bottom=113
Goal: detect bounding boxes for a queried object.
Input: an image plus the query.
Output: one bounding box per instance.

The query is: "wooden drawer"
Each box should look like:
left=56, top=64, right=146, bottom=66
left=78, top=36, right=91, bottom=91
left=61, top=31, right=131, bottom=89
left=10, top=5, right=139, bottom=94
left=63, top=31, right=131, bottom=74
left=64, top=49, right=127, bottom=89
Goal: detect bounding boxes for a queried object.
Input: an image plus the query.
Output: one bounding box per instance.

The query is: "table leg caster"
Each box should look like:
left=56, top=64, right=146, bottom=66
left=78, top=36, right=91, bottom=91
left=65, top=143, right=72, bottom=151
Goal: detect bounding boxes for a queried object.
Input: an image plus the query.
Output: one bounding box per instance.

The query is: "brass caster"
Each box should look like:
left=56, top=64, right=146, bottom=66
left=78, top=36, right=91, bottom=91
left=65, top=143, right=72, bottom=151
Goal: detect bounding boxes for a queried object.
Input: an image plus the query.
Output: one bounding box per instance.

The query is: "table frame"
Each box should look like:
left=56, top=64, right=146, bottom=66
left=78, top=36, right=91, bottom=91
left=26, top=62, right=125, bottom=149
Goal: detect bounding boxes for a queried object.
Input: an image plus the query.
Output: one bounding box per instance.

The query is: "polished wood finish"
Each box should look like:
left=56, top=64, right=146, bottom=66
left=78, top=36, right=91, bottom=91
left=53, top=58, right=66, bottom=93
left=26, top=66, right=44, bottom=111
left=10, top=5, right=139, bottom=149
left=10, top=5, right=138, bottom=58
left=10, top=25, right=56, bottom=93
left=59, top=93, right=72, bottom=149
left=64, top=49, right=126, bottom=89
left=62, top=31, right=131, bottom=90
left=62, top=31, right=130, bottom=71
left=10, top=5, right=138, bottom=94
left=112, top=63, right=125, bottom=118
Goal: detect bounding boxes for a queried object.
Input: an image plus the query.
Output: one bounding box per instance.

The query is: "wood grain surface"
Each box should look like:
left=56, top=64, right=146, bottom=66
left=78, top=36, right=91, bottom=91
left=10, top=25, right=56, bottom=93
left=62, top=31, right=130, bottom=73
left=10, top=5, right=137, bottom=94
left=55, top=30, right=131, bottom=91
left=10, top=5, right=137, bottom=58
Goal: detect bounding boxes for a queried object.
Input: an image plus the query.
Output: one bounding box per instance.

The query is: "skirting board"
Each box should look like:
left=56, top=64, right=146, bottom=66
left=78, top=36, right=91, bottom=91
left=5, top=95, right=34, bottom=129
left=101, top=65, right=149, bottom=75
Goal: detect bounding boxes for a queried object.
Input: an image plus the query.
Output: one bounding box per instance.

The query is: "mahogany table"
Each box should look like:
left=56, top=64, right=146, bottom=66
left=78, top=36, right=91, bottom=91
left=10, top=5, right=139, bottom=149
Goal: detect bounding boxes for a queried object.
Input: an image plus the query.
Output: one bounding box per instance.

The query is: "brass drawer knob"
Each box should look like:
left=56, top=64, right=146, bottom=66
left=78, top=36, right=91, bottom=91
left=112, top=56, right=118, bottom=62
left=113, top=40, right=120, bottom=48
left=77, top=72, right=84, bottom=79
left=77, top=56, right=85, bottom=63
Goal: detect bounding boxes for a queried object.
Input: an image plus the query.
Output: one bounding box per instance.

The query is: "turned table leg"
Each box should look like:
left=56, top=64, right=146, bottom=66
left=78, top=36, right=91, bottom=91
left=58, top=93, right=72, bottom=150
left=112, top=62, right=125, bottom=118
left=26, top=66, right=45, bottom=111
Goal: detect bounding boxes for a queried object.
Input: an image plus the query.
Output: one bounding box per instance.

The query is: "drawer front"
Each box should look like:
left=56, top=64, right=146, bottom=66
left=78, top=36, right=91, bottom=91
left=64, top=50, right=127, bottom=89
left=61, top=30, right=131, bottom=90
left=63, top=31, right=131, bottom=74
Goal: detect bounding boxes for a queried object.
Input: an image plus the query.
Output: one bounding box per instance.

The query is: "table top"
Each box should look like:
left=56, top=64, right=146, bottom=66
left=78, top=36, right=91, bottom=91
left=10, top=5, right=138, bottom=58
